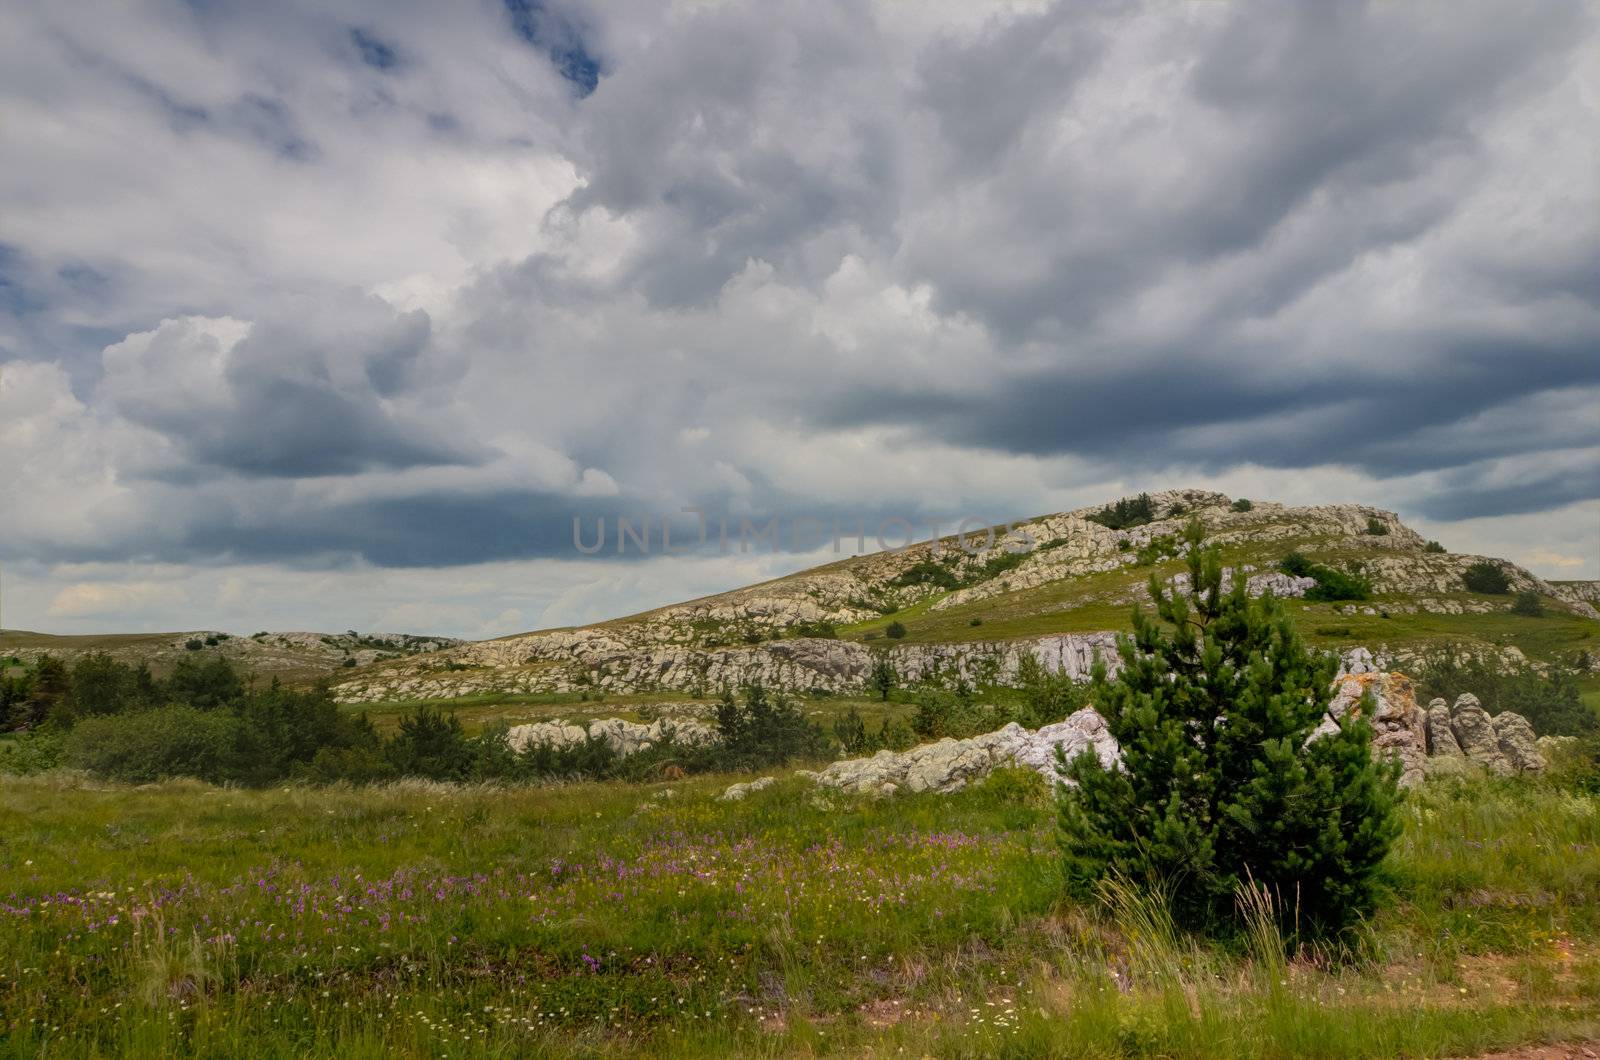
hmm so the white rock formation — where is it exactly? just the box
[719,777,774,801]
[807,708,1118,795]
[504,717,717,756]
[1314,671,1430,787]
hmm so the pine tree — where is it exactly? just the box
[1057,518,1402,938]
[869,653,898,701]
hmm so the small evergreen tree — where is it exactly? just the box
[385,705,474,780]
[885,620,907,640]
[832,705,868,754]
[1058,519,1402,938]
[1230,498,1253,512]
[869,653,898,700]
[1510,590,1544,617]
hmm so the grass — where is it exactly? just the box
[1,762,1596,1057]
[826,538,1597,670]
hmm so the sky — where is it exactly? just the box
[1,0,1597,638]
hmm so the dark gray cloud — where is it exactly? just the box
[0,0,1595,608]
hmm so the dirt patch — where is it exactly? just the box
[1465,1042,1598,1060]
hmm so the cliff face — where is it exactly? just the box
[330,491,1594,703]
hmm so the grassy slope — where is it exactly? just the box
[0,765,1595,1057]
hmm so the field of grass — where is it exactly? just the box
[2,759,1596,1057]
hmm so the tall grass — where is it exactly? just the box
[0,766,1595,1056]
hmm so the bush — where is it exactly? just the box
[869,654,898,701]
[832,706,868,754]
[885,621,907,640]
[384,705,475,781]
[0,730,65,775]
[1423,540,1446,554]
[1059,518,1401,939]
[1279,552,1370,602]
[66,706,246,784]
[1511,591,1545,617]
[69,653,154,719]
[1013,653,1089,728]
[1364,517,1389,536]
[1134,534,1178,567]
[968,617,983,627]
[1416,645,1596,737]
[889,560,961,591]
[1087,493,1157,531]
[1230,498,1253,512]
[1462,561,1512,595]
[1304,567,1372,602]
[185,639,204,651]
[165,655,246,710]
[711,683,829,771]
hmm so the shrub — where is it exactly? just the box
[1134,534,1178,567]
[0,730,65,775]
[1304,567,1371,602]
[1279,552,1370,601]
[1423,540,1446,554]
[66,706,246,784]
[911,687,990,740]
[968,617,983,627]
[68,653,153,719]
[1014,654,1089,728]
[1364,517,1389,536]
[1087,493,1157,531]
[885,621,907,640]
[342,657,357,667]
[384,705,475,781]
[1230,498,1253,512]
[1511,591,1545,617]
[1462,561,1512,595]
[165,655,247,710]
[832,706,869,755]
[976,549,1028,582]
[711,683,829,770]
[889,560,961,591]
[185,639,203,651]
[869,654,898,700]
[1416,645,1596,737]
[1059,518,1402,939]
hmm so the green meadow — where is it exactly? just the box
[2,754,1596,1057]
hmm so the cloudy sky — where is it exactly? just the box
[1,0,1596,638]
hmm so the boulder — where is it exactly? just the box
[1492,712,1545,774]
[809,708,1119,795]
[1425,699,1463,757]
[1319,672,1429,787]
[505,716,718,756]
[1450,695,1511,776]
[719,776,775,801]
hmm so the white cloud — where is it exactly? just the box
[0,0,1594,634]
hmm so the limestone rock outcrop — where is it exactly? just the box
[1449,694,1512,776]
[1424,699,1463,757]
[1491,712,1544,775]
[719,777,774,801]
[806,708,1118,795]
[505,717,717,756]
[1314,671,1429,787]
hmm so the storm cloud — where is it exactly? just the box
[0,0,1595,634]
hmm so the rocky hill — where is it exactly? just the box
[0,629,461,686]
[330,489,1599,704]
